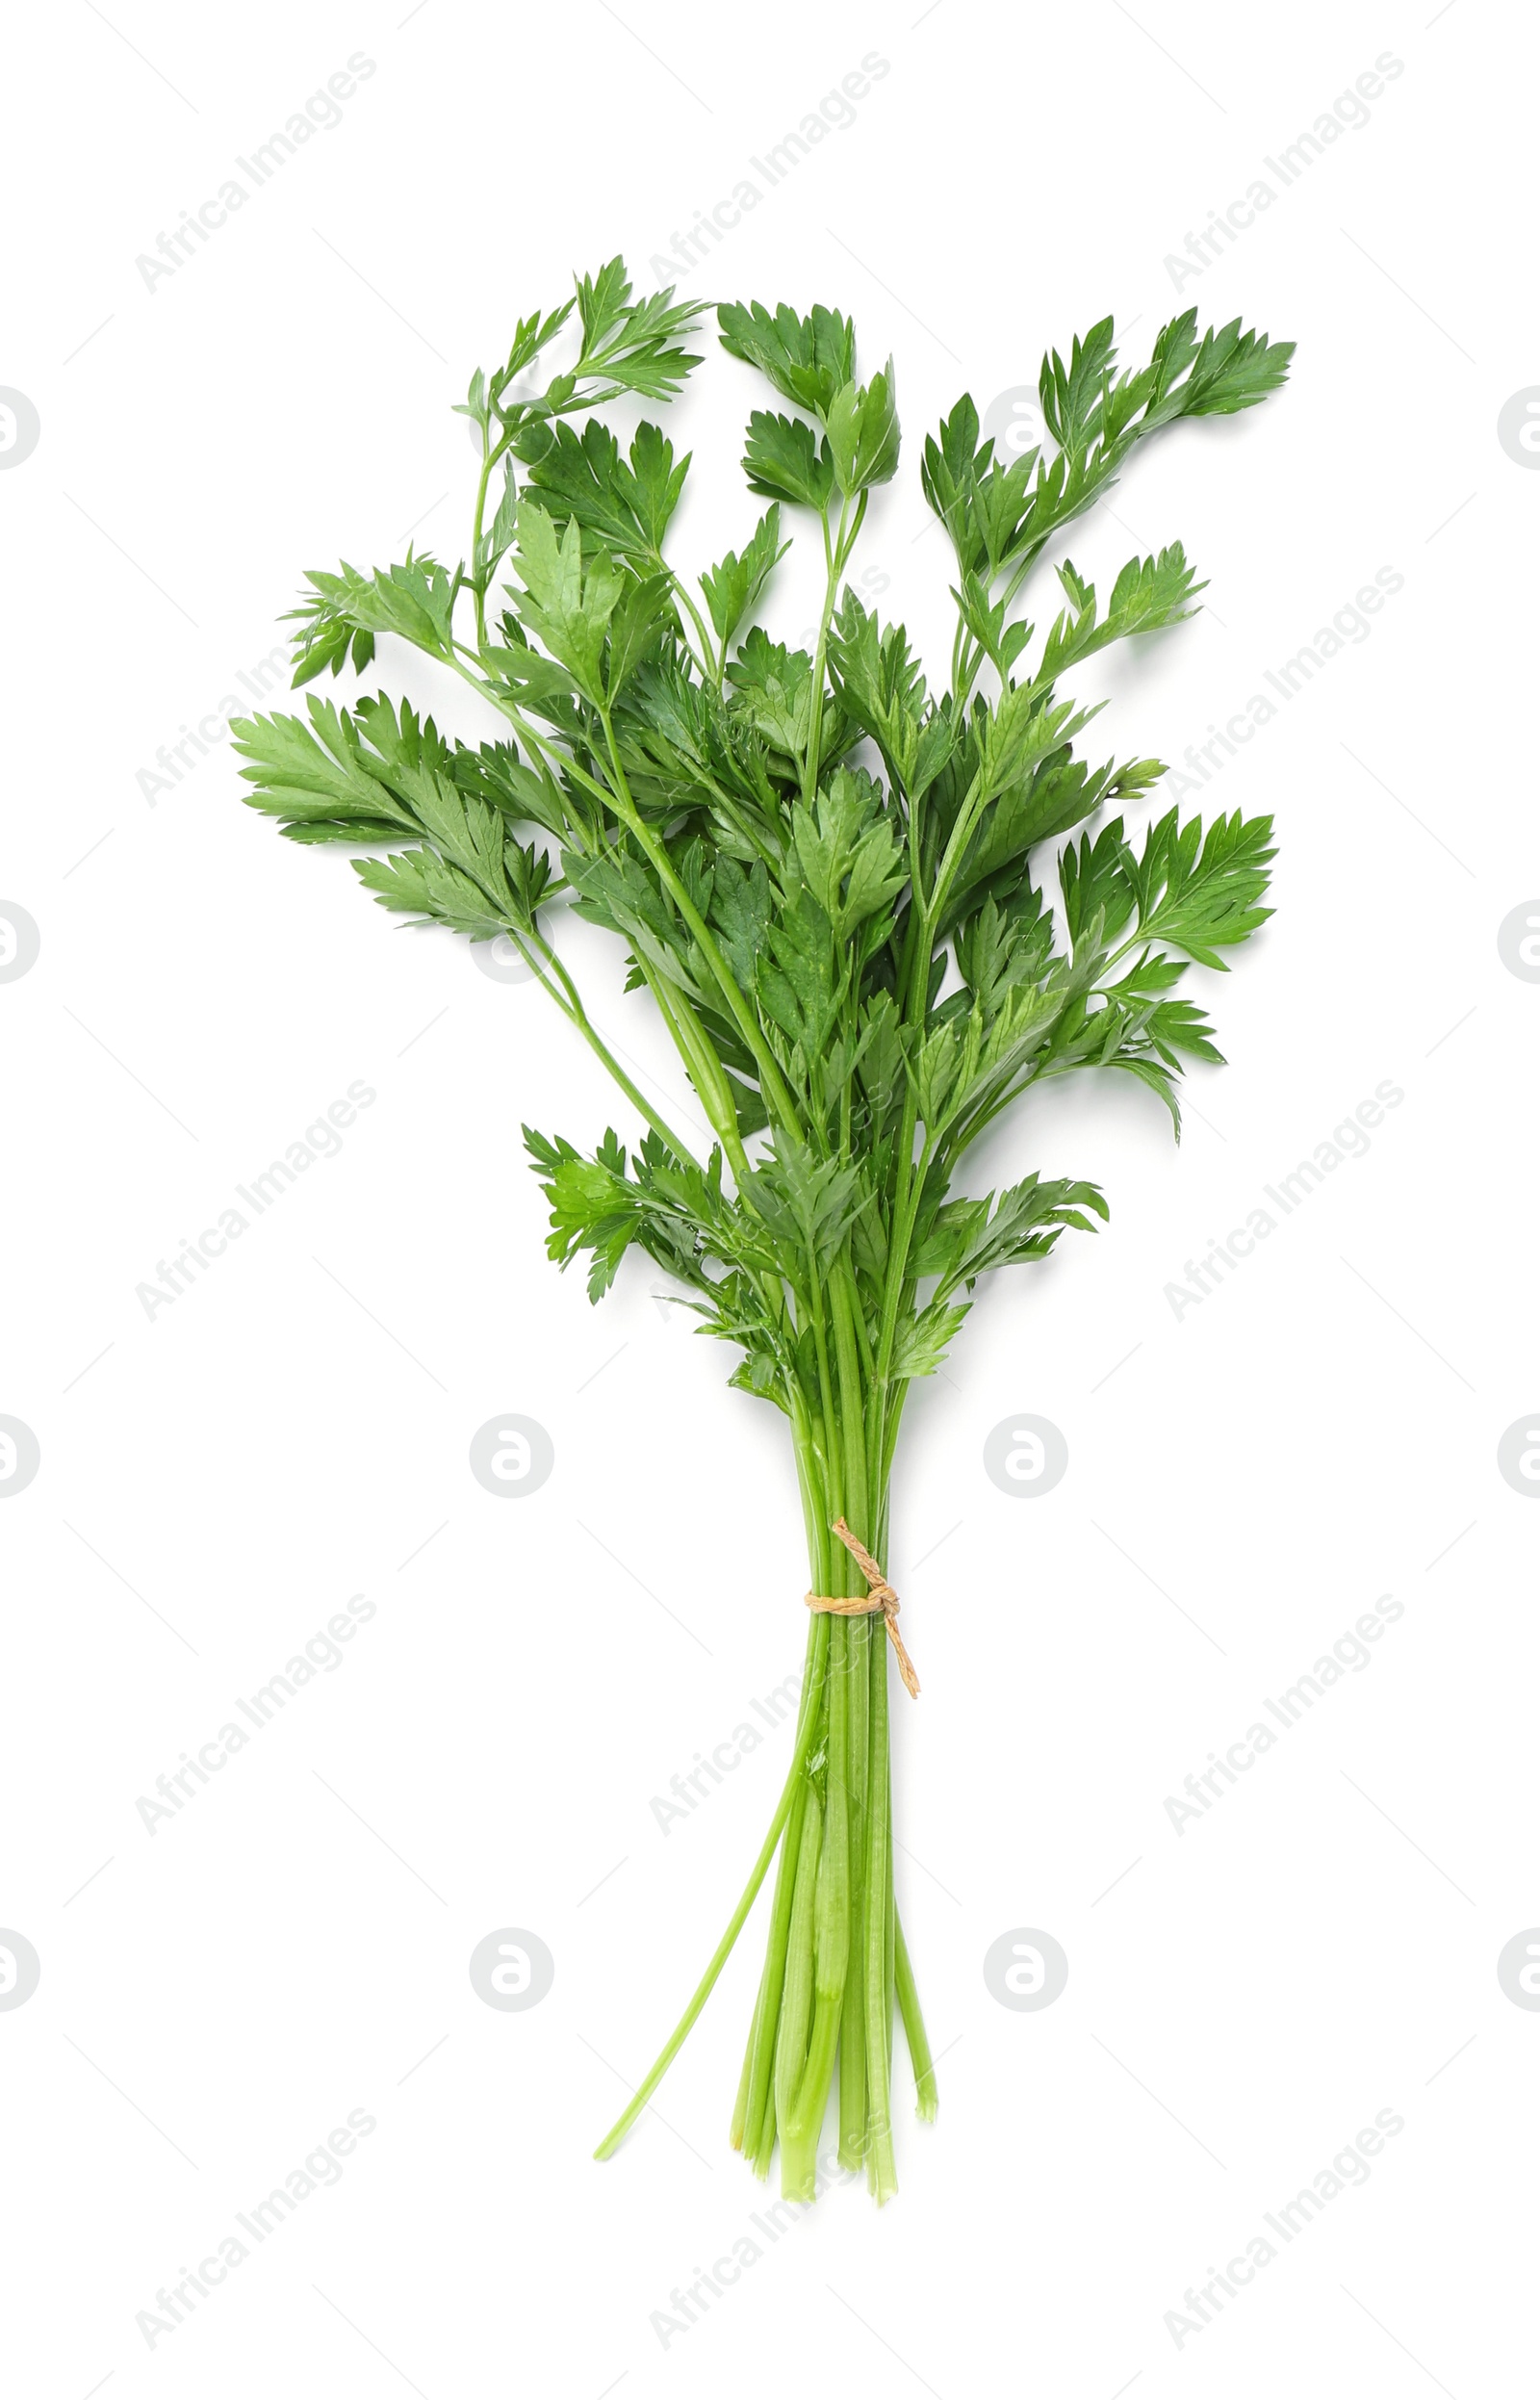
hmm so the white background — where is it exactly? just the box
[4,1,1536,2393]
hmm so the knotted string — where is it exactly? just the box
[805,1517,920,1699]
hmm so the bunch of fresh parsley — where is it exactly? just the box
[233,258,1292,2202]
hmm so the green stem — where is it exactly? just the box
[782,1608,850,2196]
[837,1610,870,2168]
[772,1782,823,2155]
[739,1741,813,2174]
[504,926,702,1167]
[801,488,868,809]
[662,564,720,685]
[789,1387,832,1588]
[594,1612,830,2160]
[642,966,752,1187]
[806,1285,846,1534]
[596,706,806,1135]
[895,1914,937,2122]
[468,419,518,652]
[862,1612,897,2202]
[828,1271,870,1542]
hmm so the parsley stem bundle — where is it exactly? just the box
[233,259,1291,2201]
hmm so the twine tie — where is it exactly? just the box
[805,1517,920,1699]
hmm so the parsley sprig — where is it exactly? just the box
[233,257,1292,2202]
